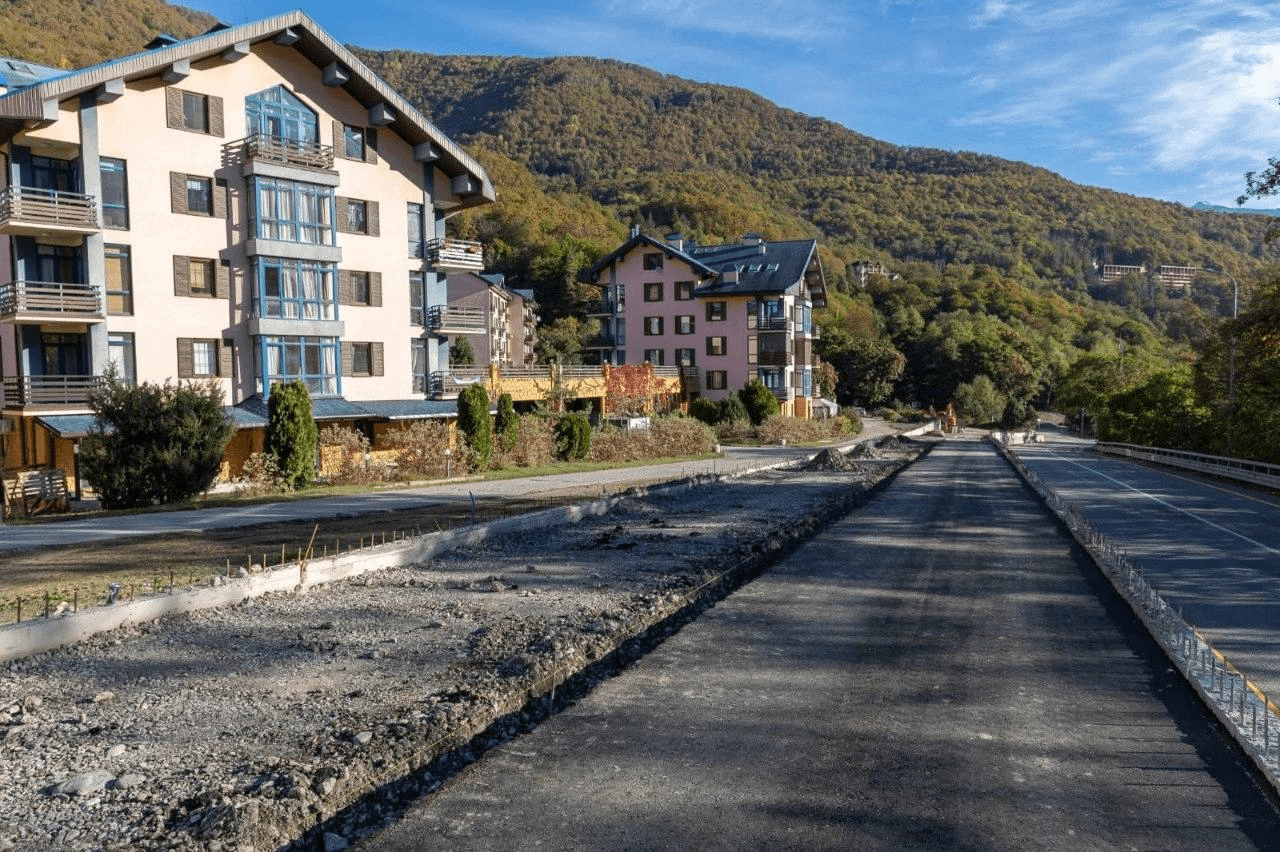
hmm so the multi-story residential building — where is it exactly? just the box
[1155,264,1198,292]
[581,229,826,417]
[445,271,541,368]
[0,12,493,479]
[1100,264,1146,282]
[506,285,539,366]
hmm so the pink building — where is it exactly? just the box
[445,271,539,367]
[581,229,826,416]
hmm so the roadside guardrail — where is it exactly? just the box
[1095,443,1280,491]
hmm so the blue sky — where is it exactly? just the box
[193,1,1280,208]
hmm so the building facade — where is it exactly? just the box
[0,13,493,477]
[581,230,826,417]
[445,271,542,368]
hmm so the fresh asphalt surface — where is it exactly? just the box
[1014,428,1280,701]
[358,436,1280,850]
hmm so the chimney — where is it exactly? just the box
[741,232,763,245]
[666,232,683,251]
[629,223,641,239]
[722,269,740,284]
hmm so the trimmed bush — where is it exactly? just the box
[495,393,518,452]
[688,397,719,425]
[457,384,492,468]
[263,380,318,489]
[588,417,716,463]
[739,379,781,425]
[555,411,592,460]
[495,414,556,468]
[718,395,750,425]
[81,372,233,509]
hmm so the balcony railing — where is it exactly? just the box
[426,238,485,272]
[584,298,622,316]
[585,334,621,349]
[680,366,701,393]
[0,280,103,321]
[758,349,793,366]
[428,367,489,397]
[754,315,789,332]
[0,186,99,234]
[427,305,487,334]
[3,374,100,407]
[225,134,335,170]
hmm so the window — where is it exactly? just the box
[643,252,664,270]
[246,85,317,144]
[336,197,379,235]
[675,348,696,367]
[182,91,208,132]
[348,199,367,233]
[644,282,663,302]
[706,336,727,356]
[675,280,694,301]
[643,349,664,365]
[252,177,334,245]
[189,258,215,296]
[411,338,427,393]
[105,245,132,315]
[255,257,336,320]
[351,342,372,376]
[408,202,424,258]
[410,271,425,325]
[344,124,366,159]
[192,340,218,376]
[260,335,338,397]
[675,315,695,335]
[186,177,213,215]
[706,370,727,390]
[706,301,726,321]
[643,316,663,336]
[108,333,135,386]
[351,271,370,305]
[759,369,784,392]
[100,158,129,229]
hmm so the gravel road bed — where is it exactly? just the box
[0,438,923,852]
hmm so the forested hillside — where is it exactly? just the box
[3,1,1276,457]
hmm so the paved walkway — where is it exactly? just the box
[0,420,904,552]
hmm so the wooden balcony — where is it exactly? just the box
[426,238,485,272]
[0,186,99,236]
[3,374,100,408]
[225,134,335,171]
[428,305,487,335]
[0,280,103,322]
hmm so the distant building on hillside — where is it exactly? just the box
[850,260,887,289]
[1101,264,1146,282]
[1155,265,1198,292]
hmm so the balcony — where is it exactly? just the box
[426,238,485,272]
[3,374,100,408]
[0,280,103,322]
[585,333,621,350]
[680,366,701,393]
[754,315,790,332]
[428,366,488,398]
[428,305,487,335]
[0,186,99,236]
[758,349,793,367]
[225,134,335,171]
[584,298,622,316]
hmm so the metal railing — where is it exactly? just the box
[0,280,102,319]
[428,367,488,397]
[584,299,621,315]
[3,374,100,406]
[1095,443,1280,491]
[0,186,99,231]
[225,134,335,170]
[758,349,792,367]
[754,315,789,332]
[426,238,485,272]
[427,305,487,333]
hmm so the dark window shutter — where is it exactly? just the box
[365,127,378,164]
[176,338,194,378]
[371,341,384,376]
[337,269,353,305]
[165,88,183,130]
[208,95,224,137]
[367,200,380,237]
[341,341,354,376]
[218,339,234,377]
[332,120,346,158]
[334,195,350,233]
[169,172,188,214]
[172,255,190,297]
[369,271,382,307]
[214,262,230,299]
[212,181,227,219]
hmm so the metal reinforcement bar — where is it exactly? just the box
[990,436,1280,795]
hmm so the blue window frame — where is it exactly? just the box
[252,177,335,245]
[259,335,339,397]
[255,257,336,320]
[245,86,318,143]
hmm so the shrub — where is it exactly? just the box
[555,411,592,460]
[80,372,234,509]
[718,395,750,425]
[588,417,716,463]
[238,451,288,496]
[739,380,781,426]
[457,384,492,468]
[755,415,854,445]
[319,425,374,485]
[263,381,318,489]
[688,397,719,425]
[494,414,556,468]
[384,420,457,478]
[495,393,518,452]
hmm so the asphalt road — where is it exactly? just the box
[358,436,1280,850]
[1013,430,1280,700]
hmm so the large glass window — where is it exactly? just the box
[245,85,317,143]
[253,177,334,245]
[411,338,427,393]
[105,244,132,315]
[35,244,81,284]
[407,202,424,258]
[260,335,338,397]
[100,158,129,229]
[108,332,135,385]
[256,257,336,320]
[409,270,425,325]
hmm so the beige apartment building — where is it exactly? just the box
[0,12,493,480]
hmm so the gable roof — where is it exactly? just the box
[0,11,493,209]
[689,239,826,305]
[578,232,718,283]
